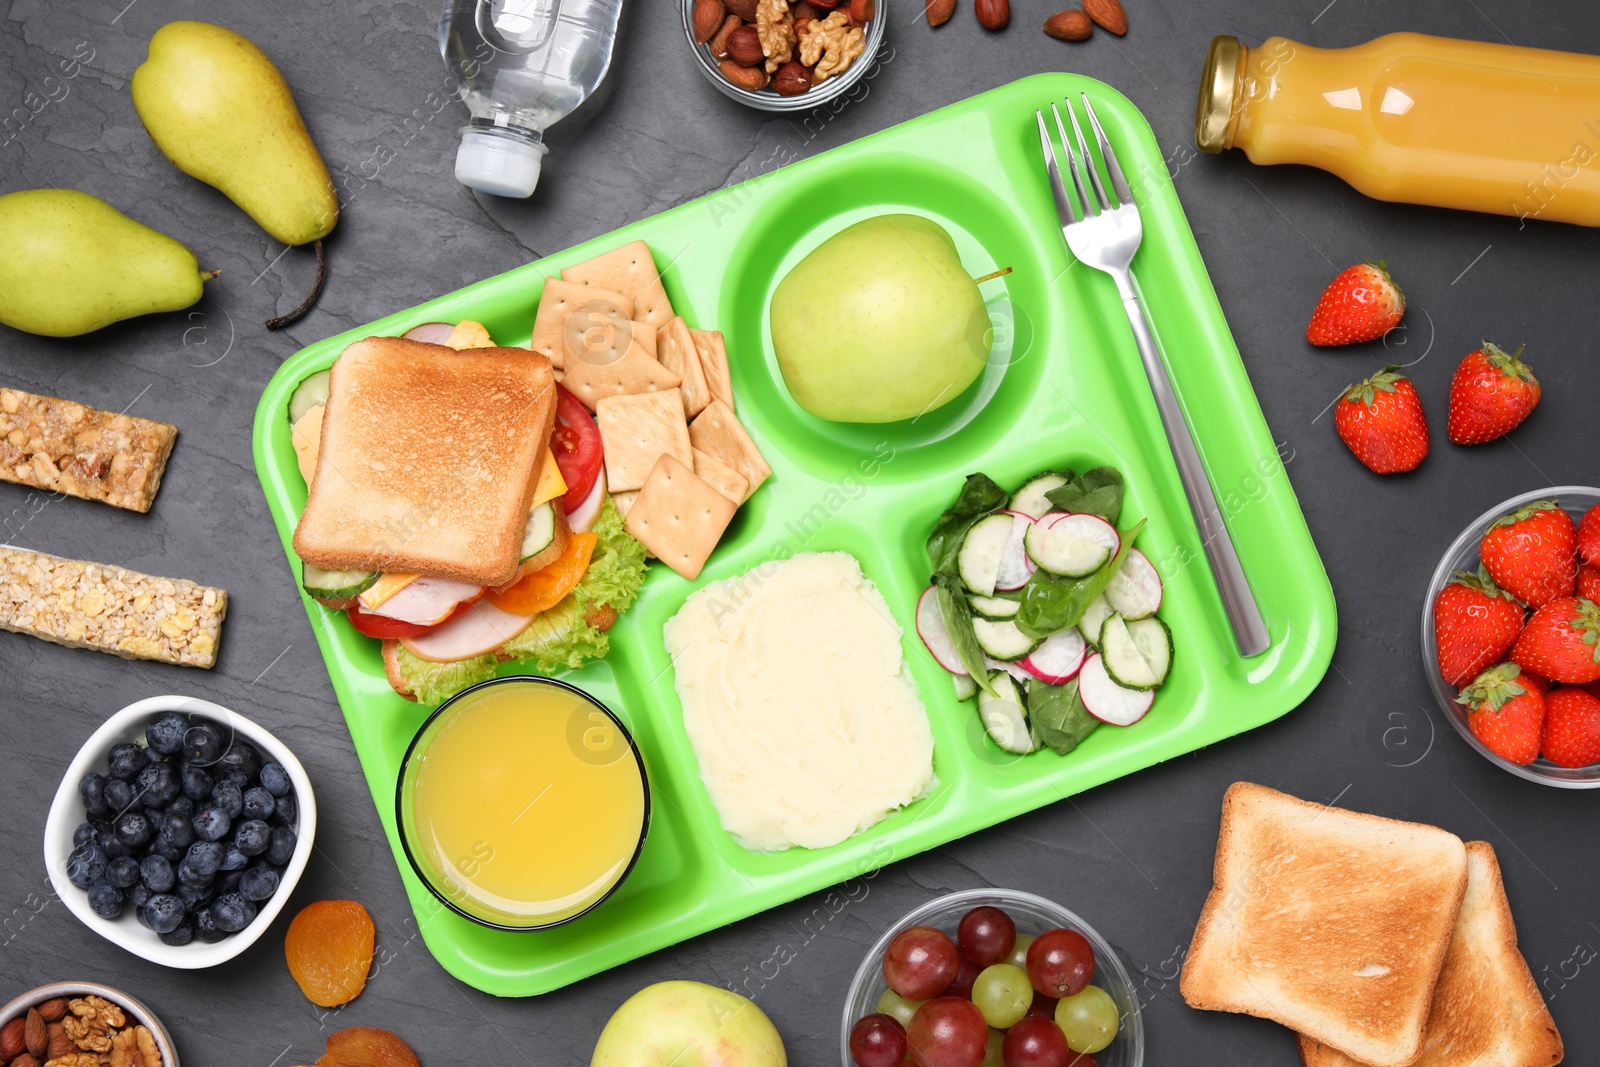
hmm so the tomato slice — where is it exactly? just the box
[347,597,477,640]
[553,384,603,514]
[486,532,598,615]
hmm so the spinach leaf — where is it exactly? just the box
[1017,519,1147,637]
[927,473,1008,576]
[1045,467,1125,524]
[1027,677,1100,755]
[934,573,995,695]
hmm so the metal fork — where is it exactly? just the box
[1037,94,1270,657]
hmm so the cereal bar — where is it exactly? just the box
[0,387,177,513]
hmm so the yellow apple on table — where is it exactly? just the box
[590,981,786,1067]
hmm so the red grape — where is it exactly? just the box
[885,926,962,1001]
[943,952,982,999]
[1025,991,1058,1018]
[1025,928,1096,998]
[1001,1016,1071,1067]
[850,1013,908,1067]
[906,997,988,1067]
[957,905,1017,967]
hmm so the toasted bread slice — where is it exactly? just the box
[1299,842,1562,1067]
[1181,782,1468,1067]
[293,337,556,587]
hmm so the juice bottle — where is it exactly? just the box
[1195,33,1600,226]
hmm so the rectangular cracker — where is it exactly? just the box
[595,388,692,492]
[690,328,734,410]
[623,454,736,581]
[610,490,638,519]
[561,240,675,331]
[692,448,748,505]
[688,400,770,503]
[529,278,636,370]
[656,317,710,418]
[559,332,680,412]
[0,387,177,513]
[0,545,226,667]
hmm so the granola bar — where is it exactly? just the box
[0,546,225,668]
[0,387,177,513]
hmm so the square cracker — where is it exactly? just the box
[595,388,692,493]
[560,333,680,412]
[657,317,710,418]
[690,328,734,410]
[561,240,674,332]
[624,454,736,580]
[611,490,638,519]
[688,400,769,502]
[529,278,635,370]
[692,448,748,505]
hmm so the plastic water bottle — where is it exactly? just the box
[440,0,625,198]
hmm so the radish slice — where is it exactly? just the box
[984,656,1033,684]
[1026,513,1120,578]
[567,469,607,534]
[369,577,482,626]
[1105,549,1162,620]
[916,586,967,675]
[994,512,1036,591]
[401,600,533,662]
[1021,629,1087,684]
[402,322,456,344]
[1077,652,1154,726]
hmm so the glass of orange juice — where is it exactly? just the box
[396,676,649,930]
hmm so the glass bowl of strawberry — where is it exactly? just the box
[1423,486,1600,787]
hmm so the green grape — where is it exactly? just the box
[875,988,924,1028]
[1006,933,1034,971]
[971,963,1031,1029]
[1054,984,1119,1054]
[982,1027,1005,1067]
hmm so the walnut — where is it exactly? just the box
[799,11,866,81]
[133,1027,159,1067]
[755,0,796,73]
[61,999,122,1054]
[43,1056,100,1067]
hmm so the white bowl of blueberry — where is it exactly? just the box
[43,695,316,968]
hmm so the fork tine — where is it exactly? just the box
[1066,99,1110,212]
[1050,103,1095,218]
[1036,110,1079,225]
[1081,93,1134,207]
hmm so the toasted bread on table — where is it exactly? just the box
[293,336,556,587]
[1180,782,1468,1067]
[1299,841,1562,1067]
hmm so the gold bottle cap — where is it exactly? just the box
[1195,35,1241,154]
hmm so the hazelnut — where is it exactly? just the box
[849,0,875,21]
[773,61,811,96]
[809,0,841,7]
[725,25,765,67]
[719,59,771,91]
[793,0,819,17]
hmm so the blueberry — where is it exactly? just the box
[216,869,244,895]
[139,893,185,934]
[210,780,243,820]
[218,769,251,791]
[139,854,175,892]
[107,743,145,781]
[183,722,224,766]
[176,880,214,909]
[105,855,140,889]
[158,916,195,946]
[241,786,275,822]
[135,762,179,809]
[66,844,107,889]
[265,826,297,867]
[179,763,213,801]
[126,883,152,909]
[258,763,292,797]
[103,778,135,814]
[159,813,195,851]
[191,805,230,842]
[193,906,230,943]
[72,821,97,849]
[145,711,189,755]
[239,866,281,902]
[164,796,194,822]
[272,793,297,827]
[233,819,271,858]
[145,746,167,764]
[96,828,131,859]
[78,773,109,817]
[209,892,256,933]
[114,811,153,849]
[184,840,224,878]
[87,880,124,919]
[152,838,185,865]
[216,742,261,780]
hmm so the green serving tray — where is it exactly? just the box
[252,73,1336,996]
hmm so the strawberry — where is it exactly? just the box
[1457,663,1546,765]
[1333,366,1429,473]
[1433,567,1526,686]
[1579,563,1600,604]
[1446,342,1541,444]
[1306,261,1406,346]
[1578,502,1600,566]
[1511,597,1600,684]
[1478,500,1577,608]
[1540,687,1600,768]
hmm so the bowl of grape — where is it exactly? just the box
[841,888,1143,1067]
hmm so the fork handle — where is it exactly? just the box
[1110,269,1271,657]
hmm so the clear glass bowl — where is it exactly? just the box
[839,888,1144,1067]
[680,0,888,113]
[1420,485,1600,788]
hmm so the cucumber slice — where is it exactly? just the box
[520,501,557,560]
[1024,513,1119,578]
[958,513,1015,596]
[1010,472,1071,520]
[1128,616,1173,686]
[978,672,1036,754]
[1077,652,1155,726]
[993,514,1035,591]
[952,673,979,702]
[1078,595,1115,648]
[1099,614,1173,689]
[973,617,1042,661]
[302,561,378,600]
[288,370,330,424]
[1105,549,1162,620]
[968,594,1021,620]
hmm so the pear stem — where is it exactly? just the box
[265,238,327,331]
[972,266,1013,284]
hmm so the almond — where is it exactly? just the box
[23,1009,43,1060]
[719,59,771,91]
[725,25,764,66]
[46,1022,73,1061]
[0,1017,24,1061]
[693,0,726,42]
[10,1054,39,1067]
[1083,0,1126,35]
[725,0,759,19]
[709,14,741,57]
[974,0,1009,29]
[1043,9,1092,39]
[925,0,956,26]
[34,1003,65,1026]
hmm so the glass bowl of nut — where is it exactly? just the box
[682,0,887,113]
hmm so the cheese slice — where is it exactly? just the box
[359,572,420,610]
[444,319,495,350]
[291,404,324,485]
[530,449,566,509]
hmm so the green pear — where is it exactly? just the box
[0,189,210,337]
[770,214,990,423]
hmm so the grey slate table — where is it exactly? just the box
[4,1,1599,1063]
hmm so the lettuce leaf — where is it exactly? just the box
[573,498,649,617]
[390,646,497,706]
[497,595,610,672]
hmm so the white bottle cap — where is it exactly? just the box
[455,127,547,198]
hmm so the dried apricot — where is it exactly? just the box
[317,1027,420,1067]
[284,900,376,1007]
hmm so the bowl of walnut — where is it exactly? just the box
[0,983,179,1067]
[683,0,886,112]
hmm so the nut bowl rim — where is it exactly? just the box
[43,694,318,968]
[680,0,889,114]
[0,980,180,1066]
[1420,485,1600,789]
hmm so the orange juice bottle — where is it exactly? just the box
[1195,33,1600,226]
